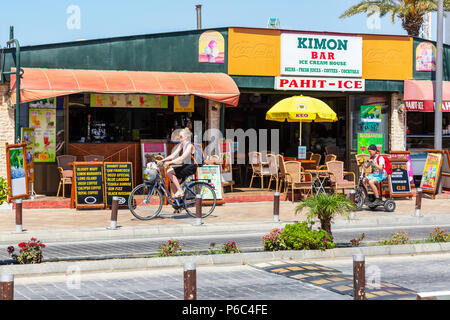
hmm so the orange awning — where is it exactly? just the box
[10,68,240,106]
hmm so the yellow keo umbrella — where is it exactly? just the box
[265,96,338,145]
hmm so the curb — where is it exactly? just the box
[2,214,450,244]
[2,242,450,277]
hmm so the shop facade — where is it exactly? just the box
[0,27,449,195]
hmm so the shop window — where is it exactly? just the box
[349,95,390,155]
[406,112,450,149]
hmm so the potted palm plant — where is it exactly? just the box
[295,193,355,240]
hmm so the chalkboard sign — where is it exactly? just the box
[73,162,105,209]
[104,162,134,206]
[388,159,412,198]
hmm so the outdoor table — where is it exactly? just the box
[305,170,331,196]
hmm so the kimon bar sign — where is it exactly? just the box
[275,76,365,92]
[281,33,362,77]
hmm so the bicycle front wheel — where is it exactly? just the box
[183,182,217,218]
[128,183,164,220]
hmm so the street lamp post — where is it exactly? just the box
[434,0,444,150]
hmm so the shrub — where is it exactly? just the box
[209,241,241,254]
[262,228,285,251]
[378,231,410,246]
[350,233,366,247]
[158,240,183,257]
[0,176,9,205]
[427,227,450,243]
[263,221,334,251]
[7,237,46,264]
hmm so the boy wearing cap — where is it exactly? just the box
[364,144,387,205]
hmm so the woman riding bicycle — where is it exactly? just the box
[157,128,198,198]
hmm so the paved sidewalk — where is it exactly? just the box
[0,197,449,243]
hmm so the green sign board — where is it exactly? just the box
[357,133,384,155]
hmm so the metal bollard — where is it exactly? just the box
[414,188,423,217]
[349,190,356,220]
[353,254,366,300]
[184,262,196,300]
[15,199,23,233]
[273,192,280,222]
[194,194,203,226]
[108,196,119,229]
[0,274,14,300]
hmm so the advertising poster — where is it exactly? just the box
[91,94,168,108]
[361,106,381,123]
[421,153,442,192]
[141,141,167,179]
[29,107,56,162]
[357,133,384,155]
[174,95,195,113]
[20,128,35,183]
[416,42,436,72]
[6,143,29,201]
[298,146,307,160]
[197,165,223,199]
[220,141,232,182]
[199,30,225,63]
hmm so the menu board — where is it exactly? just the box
[104,162,133,206]
[388,159,412,198]
[141,140,167,179]
[389,151,414,185]
[197,165,223,200]
[420,152,443,197]
[73,162,105,209]
[220,141,233,182]
[21,127,35,183]
[5,143,29,202]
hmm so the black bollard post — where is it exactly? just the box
[353,254,366,300]
[415,188,423,217]
[15,199,23,233]
[109,196,119,229]
[0,274,14,300]
[184,262,196,300]
[273,192,280,222]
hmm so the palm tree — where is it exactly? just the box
[340,0,450,37]
[295,193,355,239]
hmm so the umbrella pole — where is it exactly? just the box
[299,122,302,145]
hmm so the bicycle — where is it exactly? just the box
[128,163,217,220]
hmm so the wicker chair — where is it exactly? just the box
[310,153,322,167]
[306,151,313,160]
[56,155,76,198]
[249,151,270,189]
[83,155,104,162]
[266,154,280,191]
[326,160,356,194]
[284,161,313,202]
[319,154,337,170]
[277,154,287,193]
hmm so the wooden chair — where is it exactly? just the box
[266,154,280,191]
[83,154,105,162]
[325,145,339,156]
[326,160,356,194]
[249,151,270,189]
[284,161,313,202]
[56,155,76,198]
[310,153,322,168]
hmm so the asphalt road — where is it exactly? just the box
[1,224,448,262]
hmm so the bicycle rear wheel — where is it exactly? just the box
[183,182,217,218]
[128,183,164,220]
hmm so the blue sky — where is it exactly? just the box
[0,0,443,46]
